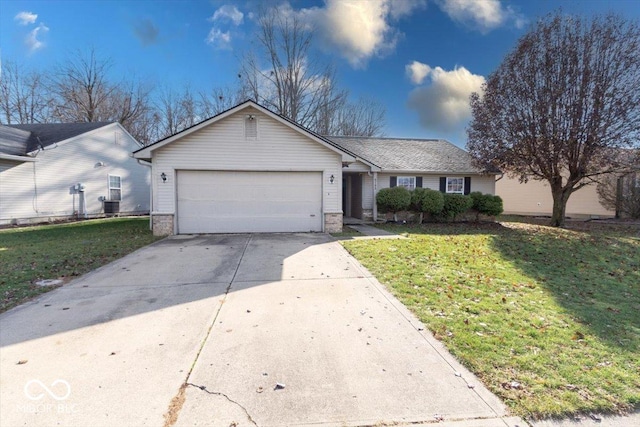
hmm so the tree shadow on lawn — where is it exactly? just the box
[383,221,640,352]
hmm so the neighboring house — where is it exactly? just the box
[0,122,150,225]
[134,100,497,236]
[496,177,615,219]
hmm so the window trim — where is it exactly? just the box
[108,174,122,201]
[397,176,416,190]
[446,177,464,194]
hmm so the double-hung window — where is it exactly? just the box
[446,177,464,194]
[397,176,416,190]
[108,175,122,201]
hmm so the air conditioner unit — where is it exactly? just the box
[104,200,120,216]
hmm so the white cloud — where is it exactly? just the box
[301,0,425,68]
[407,63,485,132]
[15,11,37,25]
[205,28,232,50]
[25,23,49,53]
[406,61,432,85]
[210,5,244,26]
[437,0,525,33]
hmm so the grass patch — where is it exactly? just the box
[342,221,640,419]
[0,217,162,313]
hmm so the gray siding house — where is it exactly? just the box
[0,122,150,225]
[135,100,496,236]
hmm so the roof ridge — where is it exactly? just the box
[325,135,445,142]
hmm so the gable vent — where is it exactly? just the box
[245,115,258,138]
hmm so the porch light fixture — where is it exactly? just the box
[330,174,335,184]
[161,172,167,183]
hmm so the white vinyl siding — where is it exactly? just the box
[0,124,150,224]
[152,107,342,217]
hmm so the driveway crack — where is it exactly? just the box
[163,235,253,427]
[186,382,258,427]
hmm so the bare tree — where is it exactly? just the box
[48,48,154,141]
[330,97,386,137]
[239,7,348,132]
[198,85,245,118]
[0,60,52,124]
[154,85,199,139]
[467,12,640,226]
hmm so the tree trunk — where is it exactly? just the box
[550,187,571,227]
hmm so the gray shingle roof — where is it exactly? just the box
[5,122,112,153]
[326,136,484,174]
[0,126,33,156]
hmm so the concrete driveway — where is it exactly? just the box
[0,234,522,427]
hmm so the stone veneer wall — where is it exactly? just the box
[324,212,343,233]
[152,214,174,236]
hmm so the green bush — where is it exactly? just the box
[377,187,412,221]
[470,192,504,219]
[415,188,444,214]
[440,193,473,220]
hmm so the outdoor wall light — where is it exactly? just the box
[161,172,167,183]
[330,174,335,184]
[248,114,255,121]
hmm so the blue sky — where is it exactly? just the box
[1,0,639,146]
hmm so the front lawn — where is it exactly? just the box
[342,221,640,419]
[0,218,162,313]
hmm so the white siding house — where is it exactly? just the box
[0,122,150,225]
[134,102,353,235]
[135,101,499,235]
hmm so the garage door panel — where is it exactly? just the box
[177,171,323,233]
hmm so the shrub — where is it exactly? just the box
[440,193,473,220]
[420,189,444,214]
[411,188,444,223]
[470,192,504,220]
[377,187,412,221]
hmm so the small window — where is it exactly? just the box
[397,176,416,190]
[446,177,464,194]
[245,115,258,139]
[108,175,122,201]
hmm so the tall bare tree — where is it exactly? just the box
[467,12,640,226]
[0,60,52,124]
[329,97,386,137]
[48,48,153,141]
[239,7,349,133]
[198,85,245,118]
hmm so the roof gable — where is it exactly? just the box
[133,100,357,163]
[328,136,487,174]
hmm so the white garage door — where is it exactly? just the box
[177,170,323,234]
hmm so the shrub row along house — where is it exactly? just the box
[133,100,498,235]
[0,122,150,225]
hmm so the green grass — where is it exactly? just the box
[0,217,162,313]
[342,221,640,419]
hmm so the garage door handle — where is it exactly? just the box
[310,214,316,217]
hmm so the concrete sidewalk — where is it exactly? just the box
[1,233,522,426]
